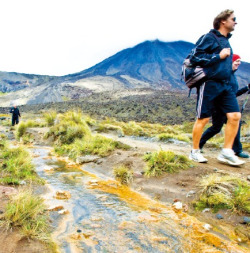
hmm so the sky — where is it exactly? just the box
[0,0,249,76]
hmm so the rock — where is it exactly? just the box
[0,210,3,214]
[216,214,224,220]
[133,172,143,178]
[202,208,211,213]
[90,224,101,228]
[173,201,182,210]
[203,224,212,231]
[0,186,18,197]
[183,204,188,212]
[214,168,218,172]
[76,155,100,164]
[186,190,195,197]
[77,229,82,233]
[54,190,71,200]
[58,209,69,215]
[247,176,250,182]
[240,216,250,224]
[47,205,64,211]
[19,180,26,185]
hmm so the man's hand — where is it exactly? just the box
[219,48,231,59]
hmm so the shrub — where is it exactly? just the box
[143,150,191,177]
[113,165,133,185]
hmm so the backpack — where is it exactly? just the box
[182,32,222,92]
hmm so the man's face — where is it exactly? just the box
[223,14,237,32]
[232,59,241,71]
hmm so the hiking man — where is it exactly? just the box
[10,104,21,126]
[199,54,250,158]
[189,9,245,166]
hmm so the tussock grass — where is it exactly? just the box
[143,150,191,177]
[15,120,43,140]
[113,165,133,185]
[195,174,250,214]
[97,117,189,139]
[96,123,124,136]
[157,133,190,143]
[1,189,50,241]
[46,111,130,159]
[45,116,91,145]
[43,110,57,126]
[55,135,129,160]
[0,142,43,185]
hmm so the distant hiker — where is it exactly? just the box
[199,54,250,158]
[188,9,245,166]
[10,104,21,126]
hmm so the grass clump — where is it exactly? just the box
[0,141,43,185]
[113,165,133,185]
[55,135,130,160]
[194,174,250,214]
[43,111,57,126]
[143,150,191,177]
[45,114,91,145]
[1,189,50,241]
[157,133,190,143]
[15,120,43,141]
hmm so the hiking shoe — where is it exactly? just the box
[235,152,250,159]
[217,149,245,166]
[189,150,208,163]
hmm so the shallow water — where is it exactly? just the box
[31,146,246,253]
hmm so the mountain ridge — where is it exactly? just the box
[0,39,249,106]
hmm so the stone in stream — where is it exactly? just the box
[216,214,224,220]
[54,190,71,200]
[240,216,250,224]
[58,209,69,215]
[47,205,64,211]
[76,155,100,164]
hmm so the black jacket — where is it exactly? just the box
[229,70,249,97]
[190,29,233,83]
[10,107,21,118]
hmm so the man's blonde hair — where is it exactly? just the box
[213,9,234,30]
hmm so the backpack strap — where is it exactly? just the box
[207,32,223,50]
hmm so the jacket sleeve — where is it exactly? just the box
[10,108,14,113]
[189,34,221,67]
[236,86,248,97]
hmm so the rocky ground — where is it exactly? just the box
[2,88,249,125]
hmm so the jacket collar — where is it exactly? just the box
[210,29,232,39]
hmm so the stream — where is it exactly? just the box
[31,146,245,253]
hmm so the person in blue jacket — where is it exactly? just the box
[189,9,244,166]
[10,104,21,126]
[199,54,249,158]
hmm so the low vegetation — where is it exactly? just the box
[96,117,191,143]
[0,189,51,242]
[45,111,130,160]
[0,140,44,185]
[194,174,250,214]
[143,150,192,177]
[43,110,57,126]
[113,165,133,185]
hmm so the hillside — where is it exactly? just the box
[0,40,250,106]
